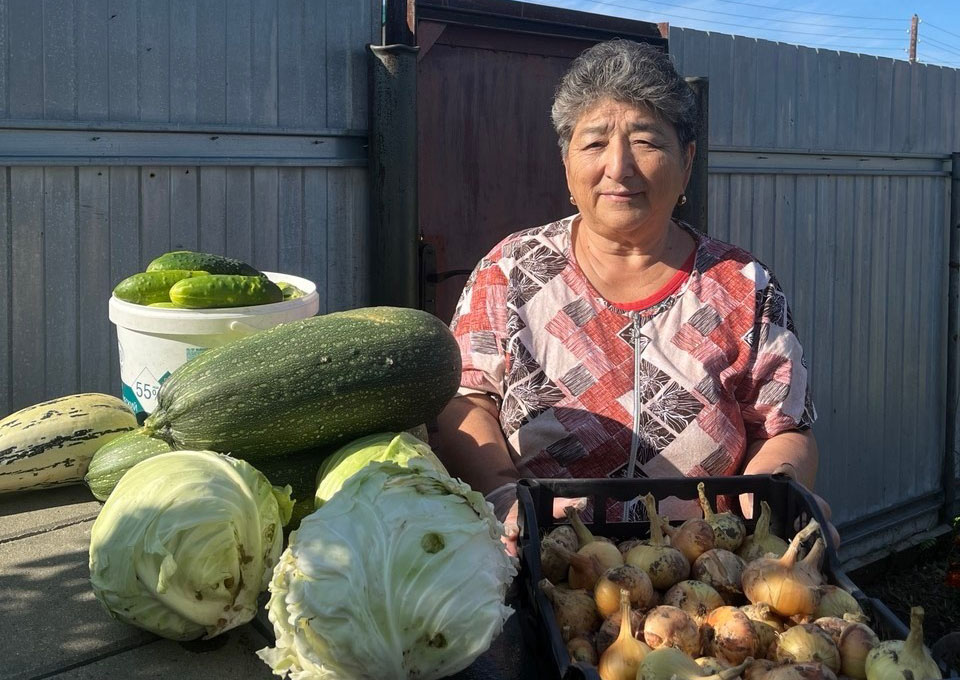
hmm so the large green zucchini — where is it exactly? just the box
[143,307,461,458]
[84,428,174,501]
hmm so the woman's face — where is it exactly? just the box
[564,98,694,240]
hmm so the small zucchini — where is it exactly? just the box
[113,270,210,305]
[147,250,261,276]
[169,274,283,308]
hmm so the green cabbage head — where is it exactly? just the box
[258,460,517,680]
[89,450,292,641]
[314,431,447,507]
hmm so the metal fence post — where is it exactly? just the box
[368,44,419,309]
[946,151,960,522]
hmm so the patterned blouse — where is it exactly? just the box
[450,215,817,519]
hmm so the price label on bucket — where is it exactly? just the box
[122,368,170,417]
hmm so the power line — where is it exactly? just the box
[578,0,906,33]
[922,21,960,42]
[575,0,907,41]
[919,35,960,60]
[656,0,903,22]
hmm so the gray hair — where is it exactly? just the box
[551,40,697,158]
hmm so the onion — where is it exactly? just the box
[813,616,851,645]
[864,607,942,680]
[761,663,839,680]
[566,506,616,547]
[618,538,645,555]
[695,656,731,673]
[698,482,746,551]
[595,564,655,617]
[742,658,779,680]
[742,519,822,616]
[567,634,598,665]
[838,621,879,679]
[751,618,778,659]
[541,538,604,590]
[643,605,702,657]
[598,589,652,680]
[738,501,789,561]
[776,623,841,673]
[797,538,826,585]
[741,603,787,633]
[706,606,760,664]
[541,526,579,584]
[663,518,716,564]
[663,580,725,625]
[813,585,868,622]
[639,647,751,680]
[596,607,645,656]
[625,494,690,589]
[692,549,746,601]
[540,579,601,641]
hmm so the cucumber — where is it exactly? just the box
[113,270,209,305]
[277,281,306,300]
[147,250,261,276]
[169,274,283,309]
[143,306,462,458]
[84,428,174,501]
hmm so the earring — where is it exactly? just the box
[677,194,688,206]
[569,195,577,205]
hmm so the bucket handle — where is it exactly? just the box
[227,320,263,337]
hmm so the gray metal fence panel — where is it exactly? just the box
[672,26,957,561]
[0,0,379,416]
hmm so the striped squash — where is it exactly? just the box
[144,306,461,458]
[0,393,138,493]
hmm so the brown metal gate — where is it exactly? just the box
[415,0,670,322]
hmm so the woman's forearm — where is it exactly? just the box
[433,394,519,495]
[741,429,819,489]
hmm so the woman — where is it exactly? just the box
[434,39,835,551]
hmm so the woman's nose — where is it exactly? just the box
[604,138,637,182]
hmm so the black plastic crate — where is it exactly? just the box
[516,474,921,680]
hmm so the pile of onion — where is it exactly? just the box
[533,491,920,680]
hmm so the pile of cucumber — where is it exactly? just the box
[112,250,306,309]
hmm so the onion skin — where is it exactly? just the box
[741,603,788,633]
[864,607,942,680]
[565,506,616,547]
[738,500,789,562]
[541,526,578,584]
[567,635,598,665]
[697,481,746,551]
[595,564,655,617]
[706,606,760,664]
[742,520,822,616]
[813,586,868,623]
[751,618,778,659]
[596,608,646,656]
[837,622,879,679]
[663,579,725,625]
[548,524,580,552]
[695,656,731,673]
[626,494,690,589]
[692,548,746,601]
[798,538,826,585]
[742,658,779,680]
[663,518,716,564]
[813,616,851,645]
[760,663,839,680]
[642,605,702,657]
[776,623,842,673]
[540,579,601,641]
[618,538,644,555]
[639,647,751,680]
[598,589,651,680]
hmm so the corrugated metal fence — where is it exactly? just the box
[670,27,959,561]
[0,0,379,415]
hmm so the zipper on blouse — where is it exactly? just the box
[623,312,643,520]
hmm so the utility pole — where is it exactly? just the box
[909,13,918,63]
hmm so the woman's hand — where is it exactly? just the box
[501,496,587,557]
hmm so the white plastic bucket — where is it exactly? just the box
[109,271,319,418]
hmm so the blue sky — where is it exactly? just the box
[525,0,960,68]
